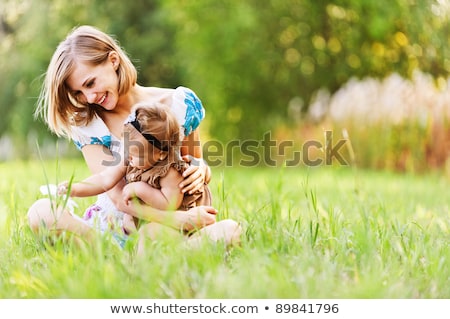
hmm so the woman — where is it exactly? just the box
[27,25,241,248]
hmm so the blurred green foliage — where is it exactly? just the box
[0,0,448,149]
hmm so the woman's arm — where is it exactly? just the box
[180,128,203,158]
[179,129,211,194]
[123,200,218,232]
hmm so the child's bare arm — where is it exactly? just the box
[159,167,185,209]
[60,165,127,197]
[124,168,184,210]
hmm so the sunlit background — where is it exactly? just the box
[0,0,449,174]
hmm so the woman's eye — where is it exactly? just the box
[86,80,95,88]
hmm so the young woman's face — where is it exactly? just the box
[66,53,120,111]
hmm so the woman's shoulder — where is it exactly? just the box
[172,86,200,100]
[140,86,205,138]
[142,85,198,99]
[170,86,205,138]
[71,114,112,150]
[143,86,198,102]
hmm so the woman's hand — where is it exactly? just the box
[180,155,211,194]
[181,205,217,232]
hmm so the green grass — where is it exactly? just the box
[0,159,449,298]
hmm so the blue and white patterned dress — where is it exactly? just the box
[70,86,205,235]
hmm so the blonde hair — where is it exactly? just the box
[35,25,137,138]
[125,103,180,154]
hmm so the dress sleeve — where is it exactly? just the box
[71,115,112,151]
[171,86,206,140]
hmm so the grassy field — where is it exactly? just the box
[0,159,449,298]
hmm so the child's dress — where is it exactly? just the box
[126,154,211,210]
[70,87,206,235]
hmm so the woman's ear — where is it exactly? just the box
[108,51,120,70]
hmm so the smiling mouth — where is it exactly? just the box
[97,93,107,105]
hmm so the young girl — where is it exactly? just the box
[27,25,241,249]
[58,102,212,235]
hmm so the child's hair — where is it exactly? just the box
[125,102,180,153]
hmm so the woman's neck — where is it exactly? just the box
[115,85,147,116]
[98,85,149,139]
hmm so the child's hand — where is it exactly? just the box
[39,183,78,213]
[122,214,137,234]
[122,183,136,206]
[57,181,70,195]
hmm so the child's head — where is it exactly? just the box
[124,102,180,169]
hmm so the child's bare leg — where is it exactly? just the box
[27,198,94,240]
[187,219,242,248]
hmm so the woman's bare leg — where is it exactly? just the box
[187,219,242,248]
[27,198,94,240]
[137,219,242,253]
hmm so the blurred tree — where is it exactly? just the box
[0,0,448,154]
[163,0,449,141]
[0,0,179,157]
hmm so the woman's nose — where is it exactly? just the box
[86,92,97,104]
